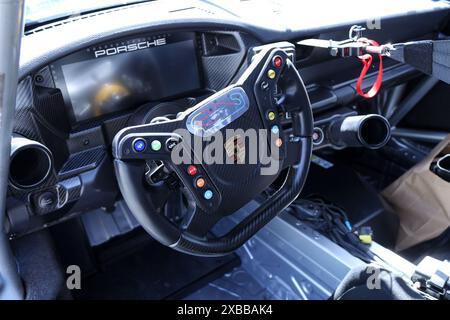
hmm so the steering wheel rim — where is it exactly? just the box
[112,44,313,256]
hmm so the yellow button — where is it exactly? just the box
[359,234,372,245]
[267,69,276,79]
[267,111,276,121]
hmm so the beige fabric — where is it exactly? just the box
[382,134,450,251]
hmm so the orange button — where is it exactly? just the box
[196,177,206,188]
[275,138,283,147]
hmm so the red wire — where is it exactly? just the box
[356,38,383,99]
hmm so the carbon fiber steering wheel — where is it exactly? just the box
[112,43,313,256]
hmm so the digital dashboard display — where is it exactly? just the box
[52,34,201,123]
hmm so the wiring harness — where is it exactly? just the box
[287,195,376,263]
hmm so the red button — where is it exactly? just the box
[187,165,198,176]
[273,56,283,68]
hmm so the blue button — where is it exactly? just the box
[271,125,280,135]
[133,139,146,152]
[203,190,213,200]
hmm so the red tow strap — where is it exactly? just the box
[356,38,383,99]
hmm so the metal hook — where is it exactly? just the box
[349,25,366,41]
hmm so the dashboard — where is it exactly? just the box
[7,29,255,235]
[51,32,201,125]
[5,0,450,237]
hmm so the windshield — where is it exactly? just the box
[24,0,151,27]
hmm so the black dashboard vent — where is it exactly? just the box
[201,32,241,56]
[199,32,246,90]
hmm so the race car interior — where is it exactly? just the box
[3,0,450,300]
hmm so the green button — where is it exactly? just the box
[151,140,162,151]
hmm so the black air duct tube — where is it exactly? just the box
[9,136,53,189]
[328,115,391,149]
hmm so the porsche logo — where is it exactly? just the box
[225,135,245,164]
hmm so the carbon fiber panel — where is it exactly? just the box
[59,146,106,178]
